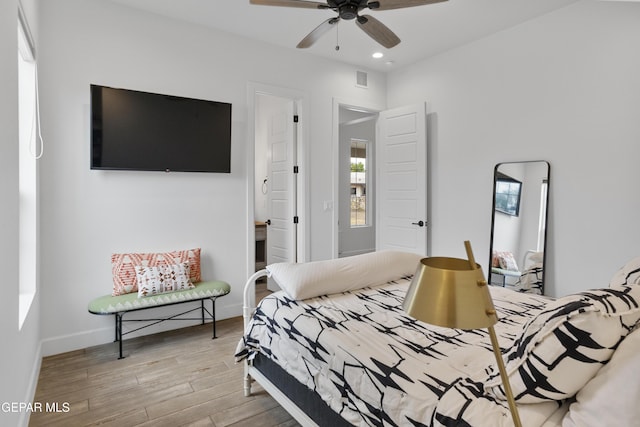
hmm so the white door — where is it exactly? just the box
[266,101,297,289]
[376,103,428,255]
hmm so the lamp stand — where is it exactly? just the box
[488,325,522,427]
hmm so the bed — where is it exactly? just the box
[236,251,640,426]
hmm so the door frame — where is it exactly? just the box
[247,83,309,287]
[331,97,385,259]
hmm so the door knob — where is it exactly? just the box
[411,220,425,227]
[265,219,271,226]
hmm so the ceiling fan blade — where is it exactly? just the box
[297,17,339,48]
[250,0,328,9]
[372,0,447,11]
[356,14,400,48]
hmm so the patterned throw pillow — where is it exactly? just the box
[485,286,640,403]
[491,251,501,268]
[497,251,519,271]
[609,256,640,287]
[513,264,543,295]
[135,262,194,297]
[111,248,201,296]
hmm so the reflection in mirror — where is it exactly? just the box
[489,161,550,295]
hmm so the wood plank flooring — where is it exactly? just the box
[30,286,299,427]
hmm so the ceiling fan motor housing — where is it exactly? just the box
[340,4,358,19]
[328,0,370,20]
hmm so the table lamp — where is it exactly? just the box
[402,241,522,427]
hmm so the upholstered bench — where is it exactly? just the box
[89,280,230,359]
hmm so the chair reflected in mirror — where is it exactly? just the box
[489,161,550,295]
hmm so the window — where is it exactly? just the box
[18,5,38,329]
[537,180,548,252]
[350,139,369,227]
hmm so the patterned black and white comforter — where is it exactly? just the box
[236,277,564,426]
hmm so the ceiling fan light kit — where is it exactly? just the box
[250,0,447,49]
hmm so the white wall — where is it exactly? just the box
[387,0,640,296]
[37,0,386,355]
[1,0,42,425]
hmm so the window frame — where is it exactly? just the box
[349,138,370,228]
[18,2,38,329]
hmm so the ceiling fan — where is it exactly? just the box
[250,0,448,49]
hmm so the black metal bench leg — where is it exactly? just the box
[116,312,125,359]
[114,314,119,342]
[212,298,217,340]
[201,299,205,325]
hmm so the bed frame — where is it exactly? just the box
[242,269,352,427]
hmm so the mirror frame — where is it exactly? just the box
[488,160,550,294]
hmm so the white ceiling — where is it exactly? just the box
[107,0,581,72]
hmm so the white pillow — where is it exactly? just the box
[562,327,640,427]
[266,251,423,300]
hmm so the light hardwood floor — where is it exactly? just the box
[30,286,299,427]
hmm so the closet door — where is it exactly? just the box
[266,100,297,290]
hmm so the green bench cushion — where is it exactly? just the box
[88,280,230,315]
[491,267,522,277]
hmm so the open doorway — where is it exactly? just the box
[333,101,429,259]
[254,93,296,296]
[337,106,378,258]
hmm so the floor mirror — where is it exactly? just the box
[488,161,550,295]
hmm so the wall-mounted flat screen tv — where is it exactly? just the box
[494,172,522,216]
[90,84,232,173]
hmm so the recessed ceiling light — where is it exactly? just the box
[372,52,384,59]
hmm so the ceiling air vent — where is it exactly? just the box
[356,70,368,88]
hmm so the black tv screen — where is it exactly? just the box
[90,85,232,173]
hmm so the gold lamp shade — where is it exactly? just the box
[402,256,497,330]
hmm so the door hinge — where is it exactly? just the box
[293,216,299,224]
[293,165,299,174]
[293,115,299,123]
